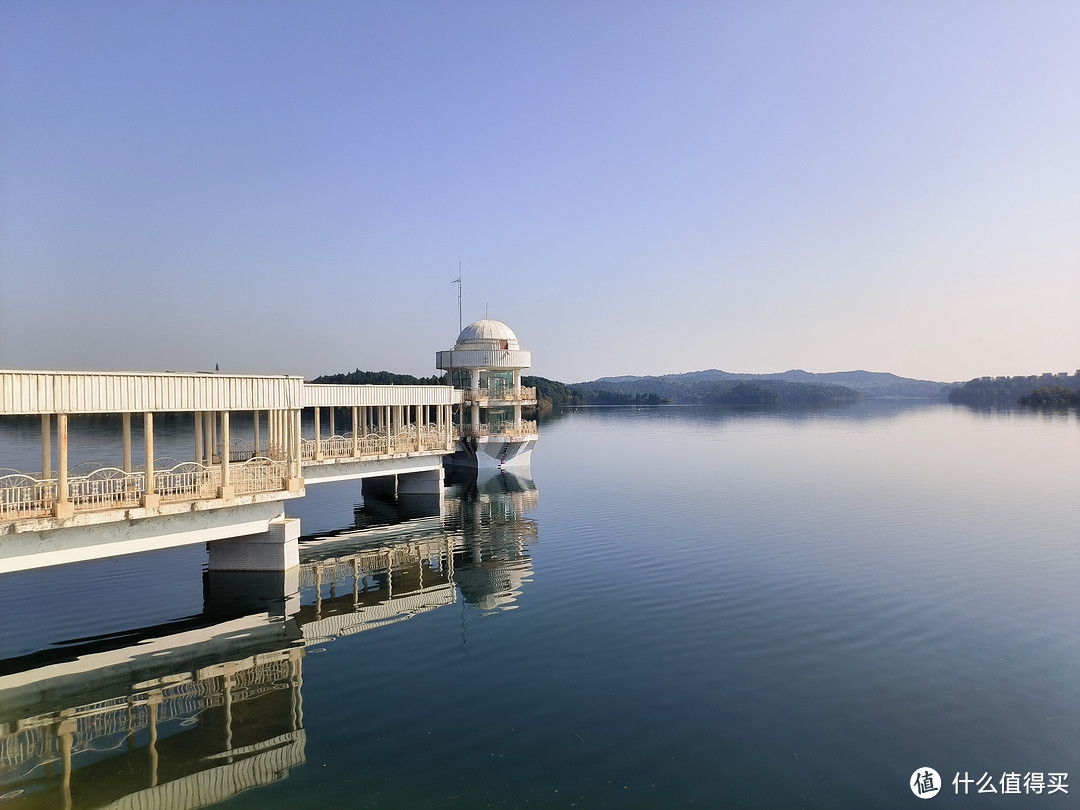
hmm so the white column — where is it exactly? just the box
[286,409,295,478]
[41,414,51,479]
[253,410,260,457]
[513,369,521,396]
[142,412,159,508]
[352,406,359,456]
[290,408,302,486]
[314,407,323,460]
[122,412,132,473]
[194,411,203,468]
[329,406,335,437]
[514,403,522,430]
[220,411,230,487]
[203,411,213,465]
[211,412,219,463]
[55,413,71,517]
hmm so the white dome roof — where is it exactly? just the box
[454,319,521,350]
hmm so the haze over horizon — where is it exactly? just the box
[2,1,1077,384]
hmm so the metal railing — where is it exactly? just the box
[0,457,291,521]
[0,474,55,519]
[460,386,537,403]
[155,462,222,502]
[69,467,144,510]
[301,423,453,461]
[456,420,537,439]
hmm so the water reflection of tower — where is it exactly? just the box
[444,467,539,613]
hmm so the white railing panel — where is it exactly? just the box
[155,463,222,503]
[0,474,55,519]
[233,458,287,495]
[69,468,144,510]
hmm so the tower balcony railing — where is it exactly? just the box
[461,386,537,403]
[454,420,538,439]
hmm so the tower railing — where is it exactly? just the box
[455,420,537,439]
[460,386,536,403]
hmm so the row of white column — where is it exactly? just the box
[309,404,453,459]
[35,403,454,518]
[41,412,161,518]
[39,409,303,518]
[193,410,299,466]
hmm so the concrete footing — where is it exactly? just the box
[203,568,301,619]
[398,467,444,494]
[361,475,398,500]
[207,517,300,573]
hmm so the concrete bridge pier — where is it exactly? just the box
[207,516,300,573]
[398,467,444,520]
[361,475,398,502]
[203,567,302,620]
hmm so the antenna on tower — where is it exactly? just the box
[451,264,462,333]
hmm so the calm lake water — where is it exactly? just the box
[1,401,1078,808]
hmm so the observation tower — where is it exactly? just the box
[435,319,537,468]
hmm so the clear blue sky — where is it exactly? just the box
[1,0,1077,383]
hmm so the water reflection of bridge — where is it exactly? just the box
[0,469,538,808]
[0,613,305,810]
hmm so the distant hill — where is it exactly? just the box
[524,374,859,407]
[581,369,947,399]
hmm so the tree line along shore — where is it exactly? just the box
[310,369,1079,410]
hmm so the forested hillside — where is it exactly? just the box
[948,373,1080,406]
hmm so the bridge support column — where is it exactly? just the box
[398,467,444,519]
[41,413,51,479]
[398,467,443,494]
[204,411,213,465]
[194,411,203,469]
[287,409,303,493]
[314,407,323,460]
[54,413,73,519]
[218,411,233,500]
[123,412,132,473]
[352,407,359,456]
[207,516,300,573]
[142,412,160,509]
